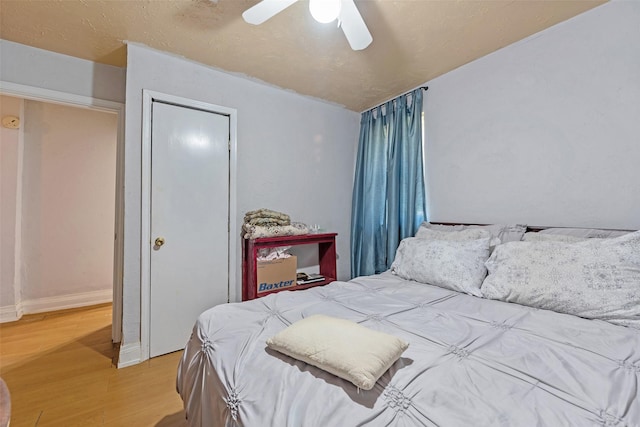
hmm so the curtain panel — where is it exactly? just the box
[351,89,426,277]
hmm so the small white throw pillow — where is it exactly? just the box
[266,315,409,391]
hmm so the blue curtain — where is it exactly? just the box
[350,89,426,277]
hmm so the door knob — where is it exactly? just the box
[155,237,165,247]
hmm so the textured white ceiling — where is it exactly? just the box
[0,0,605,111]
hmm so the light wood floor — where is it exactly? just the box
[0,304,187,426]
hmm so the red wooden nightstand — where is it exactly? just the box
[242,233,337,301]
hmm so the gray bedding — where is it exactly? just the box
[177,272,640,426]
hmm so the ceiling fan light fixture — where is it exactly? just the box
[243,0,371,51]
[309,0,342,24]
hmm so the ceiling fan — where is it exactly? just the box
[242,0,373,51]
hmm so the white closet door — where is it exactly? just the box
[149,101,229,358]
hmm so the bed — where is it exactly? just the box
[177,225,640,426]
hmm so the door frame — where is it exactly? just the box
[0,81,125,342]
[140,90,238,361]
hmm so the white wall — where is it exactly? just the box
[0,95,23,320]
[0,40,125,104]
[0,41,125,323]
[122,44,359,348]
[20,101,117,305]
[423,1,640,230]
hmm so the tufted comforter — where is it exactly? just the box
[177,272,640,427]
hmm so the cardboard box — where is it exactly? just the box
[257,256,297,294]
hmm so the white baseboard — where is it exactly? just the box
[21,289,112,315]
[117,342,142,368]
[1,290,112,322]
[0,302,23,323]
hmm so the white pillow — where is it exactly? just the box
[415,227,492,241]
[416,222,526,246]
[390,237,491,297]
[538,227,632,239]
[266,315,409,390]
[482,231,640,329]
[522,232,589,243]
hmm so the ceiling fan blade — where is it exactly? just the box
[339,0,372,50]
[242,0,299,25]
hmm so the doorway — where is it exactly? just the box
[0,83,125,343]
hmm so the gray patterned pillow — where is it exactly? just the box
[482,231,640,329]
[391,237,491,297]
[538,227,632,239]
[416,222,526,247]
[414,227,492,241]
[522,232,589,243]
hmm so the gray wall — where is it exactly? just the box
[422,1,640,229]
[0,40,125,103]
[122,44,360,348]
[0,43,125,321]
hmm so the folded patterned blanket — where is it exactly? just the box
[243,222,309,239]
[244,208,290,223]
[245,217,290,226]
